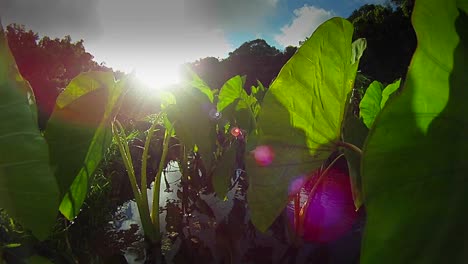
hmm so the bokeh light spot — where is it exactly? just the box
[253,145,275,166]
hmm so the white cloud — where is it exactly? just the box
[1,0,281,88]
[355,0,387,4]
[274,5,334,47]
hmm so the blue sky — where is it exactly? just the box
[0,0,386,87]
[227,0,386,49]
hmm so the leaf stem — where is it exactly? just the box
[336,141,362,155]
[112,120,155,241]
[151,122,172,242]
[298,153,345,235]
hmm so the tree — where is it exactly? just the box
[189,39,295,91]
[228,39,280,57]
[391,0,415,16]
[6,24,112,128]
[348,4,416,84]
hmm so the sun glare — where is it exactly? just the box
[135,66,182,90]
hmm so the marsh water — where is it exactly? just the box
[97,161,364,264]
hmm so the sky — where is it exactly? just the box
[0,0,387,87]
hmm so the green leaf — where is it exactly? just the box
[212,144,237,199]
[4,243,21,249]
[360,81,384,128]
[250,80,266,117]
[342,97,368,210]
[0,24,59,240]
[217,75,247,112]
[167,85,217,171]
[246,17,364,231]
[217,75,256,131]
[359,79,401,128]
[45,72,125,219]
[184,68,214,103]
[351,38,367,64]
[251,80,266,104]
[380,79,400,108]
[361,1,468,263]
[28,255,54,264]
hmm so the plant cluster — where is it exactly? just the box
[0,0,467,262]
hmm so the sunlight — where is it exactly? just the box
[135,65,182,90]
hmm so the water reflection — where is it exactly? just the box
[110,160,364,264]
[112,161,241,263]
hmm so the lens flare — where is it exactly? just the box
[252,145,275,166]
[288,163,358,243]
[230,127,241,137]
[208,109,222,120]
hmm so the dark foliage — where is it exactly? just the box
[189,39,297,91]
[5,24,116,129]
[348,4,416,84]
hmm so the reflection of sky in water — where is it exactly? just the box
[113,161,241,263]
[112,161,361,263]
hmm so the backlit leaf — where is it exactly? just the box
[246,18,364,231]
[361,1,468,262]
[0,24,59,239]
[45,72,125,219]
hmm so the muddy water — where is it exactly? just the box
[109,161,364,264]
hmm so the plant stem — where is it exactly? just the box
[112,120,155,240]
[112,121,141,202]
[294,193,300,235]
[141,118,160,215]
[336,141,362,155]
[151,124,172,242]
[298,153,345,235]
[180,144,188,221]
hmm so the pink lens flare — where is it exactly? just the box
[288,175,307,197]
[252,145,275,166]
[288,161,358,243]
[230,127,241,137]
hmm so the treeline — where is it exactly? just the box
[188,39,297,91]
[5,24,122,128]
[5,0,415,126]
[189,0,416,89]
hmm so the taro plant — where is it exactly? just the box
[1,0,467,262]
[242,0,468,263]
[245,17,367,236]
[0,22,59,241]
[0,20,128,241]
[111,114,174,243]
[360,0,468,262]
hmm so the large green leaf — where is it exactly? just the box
[0,24,59,239]
[217,75,249,113]
[217,75,256,131]
[359,79,400,128]
[184,68,214,103]
[246,18,364,231]
[167,85,217,171]
[45,72,124,219]
[361,1,468,263]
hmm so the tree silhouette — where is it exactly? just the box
[348,4,416,84]
[189,39,295,91]
[6,24,113,129]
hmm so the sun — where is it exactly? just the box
[135,65,182,90]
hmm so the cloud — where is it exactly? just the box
[274,5,334,47]
[182,0,279,32]
[0,0,101,39]
[0,0,281,84]
[355,0,387,4]
[85,0,235,77]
